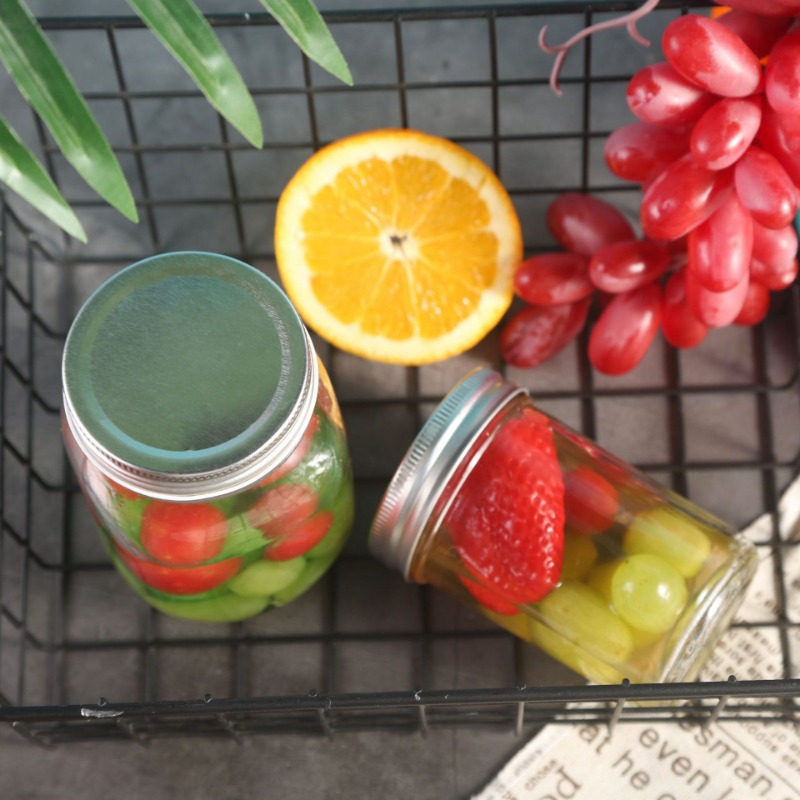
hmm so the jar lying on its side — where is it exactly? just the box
[62,252,353,623]
[370,368,757,684]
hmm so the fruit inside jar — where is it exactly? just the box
[72,371,354,623]
[408,396,756,684]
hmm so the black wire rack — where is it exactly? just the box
[2,1,800,747]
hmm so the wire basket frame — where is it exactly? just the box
[1,1,800,746]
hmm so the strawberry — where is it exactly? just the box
[446,407,565,605]
[459,575,520,616]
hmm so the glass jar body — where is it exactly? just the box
[407,394,757,684]
[63,363,354,623]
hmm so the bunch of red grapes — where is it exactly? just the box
[502,2,800,376]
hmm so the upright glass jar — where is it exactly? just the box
[370,368,757,684]
[62,252,354,623]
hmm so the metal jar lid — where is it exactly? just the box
[369,367,525,579]
[62,251,318,501]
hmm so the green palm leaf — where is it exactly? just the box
[261,0,353,86]
[126,0,263,148]
[0,115,86,242]
[0,0,138,222]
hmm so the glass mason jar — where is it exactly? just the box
[62,252,354,623]
[370,368,758,684]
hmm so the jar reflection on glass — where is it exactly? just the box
[370,368,757,684]
[62,252,353,623]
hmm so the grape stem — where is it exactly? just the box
[539,0,661,96]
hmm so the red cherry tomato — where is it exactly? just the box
[662,15,761,98]
[563,467,620,536]
[734,282,771,326]
[627,62,715,127]
[546,194,635,256]
[264,511,333,561]
[247,482,319,537]
[734,147,799,230]
[514,253,593,306]
[716,9,791,58]
[751,257,799,291]
[258,414,320,486]
[588,284,662,376]
[589,239,669,294]
[603,123,691,183]
[686,268,750,328]
[687,193,753,292]
[662,269,709,349]
[140,501,228,566]
[500,298,591,369]
[766,32,800,116]
[116,544,241,595]
[641,154,733,241]
[690,96,762,171]
[751,220,798,268]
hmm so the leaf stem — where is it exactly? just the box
[539,0,662,96]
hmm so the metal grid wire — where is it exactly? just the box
[2,1,800,746]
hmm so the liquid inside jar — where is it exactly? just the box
[64,368,354,623]
[409,397,756,684]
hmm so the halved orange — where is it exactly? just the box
[274,129,523,365]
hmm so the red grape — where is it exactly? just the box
[690,96,762,171]
[546,193,635,256]
[716,9,791,58]
[766,32,800,117]
[641,153,733,241]
[751,257,799,290]
[734,146,799,229]
[563,467,620,536]
[588,284,662,376]
[662,269,709,349]
[662,15,761,98]
[686,267,750,328]
[604,123,691,183]
[514,253,594,305]
[734,282,771,326]
[589,239,669,294]
[751,219,799,267]
[756,103,800,187]
[627,62,715,127]
[687,193,753,292]
[719,0,800,15]
[500,298,591,369]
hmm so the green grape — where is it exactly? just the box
[149,592,269,622]
[608,554,688,635]
[228,557,306,598]
[536,581,634,665]
[561,532,598,582]
[623,506,711,578]
[529,619,626,684]
[111,495,148,542]
[305,486,354,560]
[585,560,616,603]
[271,557,334,606]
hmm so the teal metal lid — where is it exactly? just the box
[62,251,318,500]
